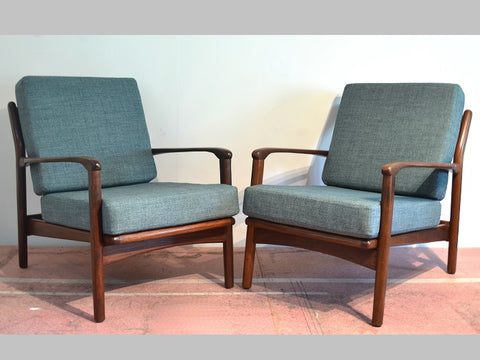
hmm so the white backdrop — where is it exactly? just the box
[0,35,478,247]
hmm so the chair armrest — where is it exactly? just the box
[20,155,103,234]
[252,147,329,160]
[380,160,459,204]
[250,147,328,185]
[21,156,102,171]
[152,147,232,160]
[382,161,458,177]
[378,160,458,245]
[151,147,233,185]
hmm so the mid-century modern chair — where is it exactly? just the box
[8,76,239,322]
[242,83,471,327]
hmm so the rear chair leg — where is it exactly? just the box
[447,226,459,274]
[17,166,28,268]
[223,225,234,289]
[18,223,28,269]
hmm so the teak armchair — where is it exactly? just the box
[242,83,471,327]
[8,76,239,322]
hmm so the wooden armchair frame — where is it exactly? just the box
[8,101,235,323]
[242,110,472,327]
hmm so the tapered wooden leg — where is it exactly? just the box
[447,215,459,274]
[18,219,28,269]
[91,240,105,323]
[223,225,234,289]
[372,172,396,327]
[17,165,28,268]
[242,224,256,289]
[10,102,28,269]
[372,247,391,327]
[447,235,458,275]
[448,170,463,274]
[88,169,105,322]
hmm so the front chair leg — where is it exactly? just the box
[242,224,256,289]
[90,242,105,323]
[371,246,391,327]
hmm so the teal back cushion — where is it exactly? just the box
[15,76,157,195]
[322,83,465,200]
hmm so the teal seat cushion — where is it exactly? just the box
[15,76,157,195]
[41,182,239,235]
[322,83,465,200]
[243,185,441,239]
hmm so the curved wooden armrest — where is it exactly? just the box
[152,147,232,160]
[20,156,103,227]
[252,147,329,160]
[381,161,458,177]
[380,160,458,204]
[21,156,102,171]
[378,160,459,246]
[250,147,328,185]
[151,147,233,185]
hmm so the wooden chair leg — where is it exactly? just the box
[242,224,256,289]
[223,225,234,289]
[448,169,463,275]
[18,223,28,269]
[91,262,105,322]
[17,167,28,269]
[371,247,391,327]
[447,225,459,274]
[90,241,105,323]
[447,237,458,275]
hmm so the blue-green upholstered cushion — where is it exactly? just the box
[41,182,239,235]
[243,185,441,239]
[322,83,465,200]
[15,76,157,195]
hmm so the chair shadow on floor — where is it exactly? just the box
[0,244,457,324]
[1,246,235,322]
[248,245,451,324]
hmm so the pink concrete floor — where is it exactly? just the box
[0,245,479,335]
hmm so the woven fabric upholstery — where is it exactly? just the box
[41,182,239,235]
[322,83,465,200]
[243,185,441,239]
[15,76,157,195]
